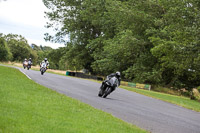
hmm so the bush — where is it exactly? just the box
[0,38,12,61]
[190,89,200,101]
[197,86,200,92]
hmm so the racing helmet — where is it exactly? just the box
[116,71,121,77]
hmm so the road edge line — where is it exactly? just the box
[19,69,32,80]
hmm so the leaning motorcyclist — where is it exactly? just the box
[40,58,49,69]
[100,71,121,94]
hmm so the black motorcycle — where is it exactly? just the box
[98,76,119,98]
[27,61,32,70]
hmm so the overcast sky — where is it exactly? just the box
[0,0,65,49]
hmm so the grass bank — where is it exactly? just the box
[121,86,200,112]
[0,66,146,133]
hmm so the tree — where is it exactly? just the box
[31,44,41,51]
[5,34,31,62]
[0,37,12,61]
[43,0,110,72]
[3,34,38,64]
[147,0,200,89]
[43,0,200,90]
[47,47,66,69]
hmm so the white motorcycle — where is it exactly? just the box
[40,62,47,75]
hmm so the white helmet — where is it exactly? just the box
[116,71,120,77]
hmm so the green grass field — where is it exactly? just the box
[121,86,200,112]
[0,66,146,133]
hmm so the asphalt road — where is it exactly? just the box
[15,67,200,133]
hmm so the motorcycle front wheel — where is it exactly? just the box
[98,89,103,97]
[103,87,111,98]
[41,70,44,75]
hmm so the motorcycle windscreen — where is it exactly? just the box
[41,63,46,68]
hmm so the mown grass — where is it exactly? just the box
[121,86,200,112]
[0,66,146,133]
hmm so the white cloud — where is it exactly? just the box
[0,0,65,49]
[0,0,46,27]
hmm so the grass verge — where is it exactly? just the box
[0,66,146,133]
[121,86,200,112]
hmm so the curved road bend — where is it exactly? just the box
[17,67,200,133]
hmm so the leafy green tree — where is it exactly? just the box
[3,34,38,64]
[147,0,200,89]
[31,44,41,51]
[0,37,12,61]
[43,0,200,90]
[43,0,110,72]
[40,45,52,51]
[47,47,66,69]
[5,34,31,62]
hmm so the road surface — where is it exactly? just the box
[11,66,200,133]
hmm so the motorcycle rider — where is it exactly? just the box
[23,58,27,65]
[100,71,121,94]
[28,58,32,62]
[28,58,32,68]
[23,58,28,68]
[40,58,49,69]
[24,58,27,62]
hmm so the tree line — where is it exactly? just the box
[0,33,52,65]
[0,33,68,70]
[1,0,200,91]
[42,0,200,90]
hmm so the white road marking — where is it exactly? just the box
[19,69,32,80]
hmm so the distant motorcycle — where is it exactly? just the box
[40,62,47,75]
[98,76,119,98]
[27,60,32,70]
[23,61,28,69]
[23,61,32,70]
